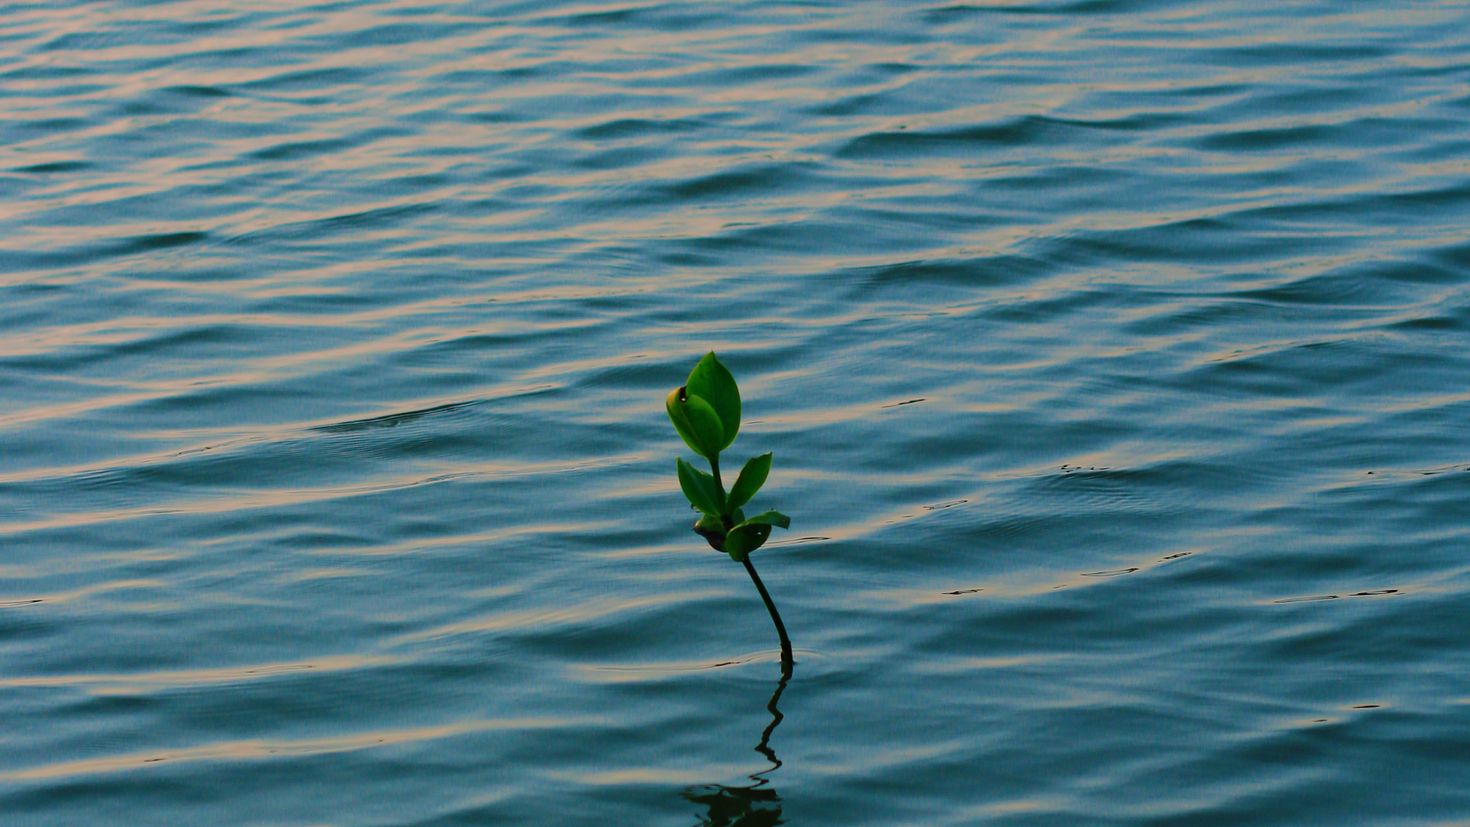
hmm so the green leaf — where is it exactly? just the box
[724,522,773,561]
[666,387,725,460]
[676,458,725,516]
[724,511,788,560]
[685,352,740,451]
[739,510,790,530]
[726,453,771,511]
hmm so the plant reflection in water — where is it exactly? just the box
[682,663,792,826]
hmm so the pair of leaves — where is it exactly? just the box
[666,353,741,461]
[675,452,787,561]
[689,499,791,561]
[676,453,771,518]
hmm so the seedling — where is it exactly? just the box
[667,352,793,667]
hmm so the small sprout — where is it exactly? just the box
[666,352,793,667]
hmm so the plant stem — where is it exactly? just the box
[712,454,791,666]
[741,556,793,667]
[710,455,730,526]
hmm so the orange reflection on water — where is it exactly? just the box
[0,716,587,782]
[0,653,399,694]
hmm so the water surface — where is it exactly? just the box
[4,1,1470,824]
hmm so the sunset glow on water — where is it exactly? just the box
[4,2,1470,823]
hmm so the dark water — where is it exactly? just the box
[4,1,1470,824]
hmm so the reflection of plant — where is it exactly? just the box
[667,353,793,665]
[682,668,791,826]
[683,784,782,827]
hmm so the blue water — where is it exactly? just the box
[4,1,1470,824]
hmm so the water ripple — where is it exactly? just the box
[5,0,1470,824]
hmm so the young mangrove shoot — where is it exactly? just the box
[666,352,793,668]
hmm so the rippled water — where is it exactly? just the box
[4,1,1470,824]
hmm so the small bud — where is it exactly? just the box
[666,386,726,461]
[685,352,741,450]
[693,513,725,551]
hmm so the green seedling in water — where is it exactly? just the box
[667,352,793,667]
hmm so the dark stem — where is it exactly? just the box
[741,556,793,668]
